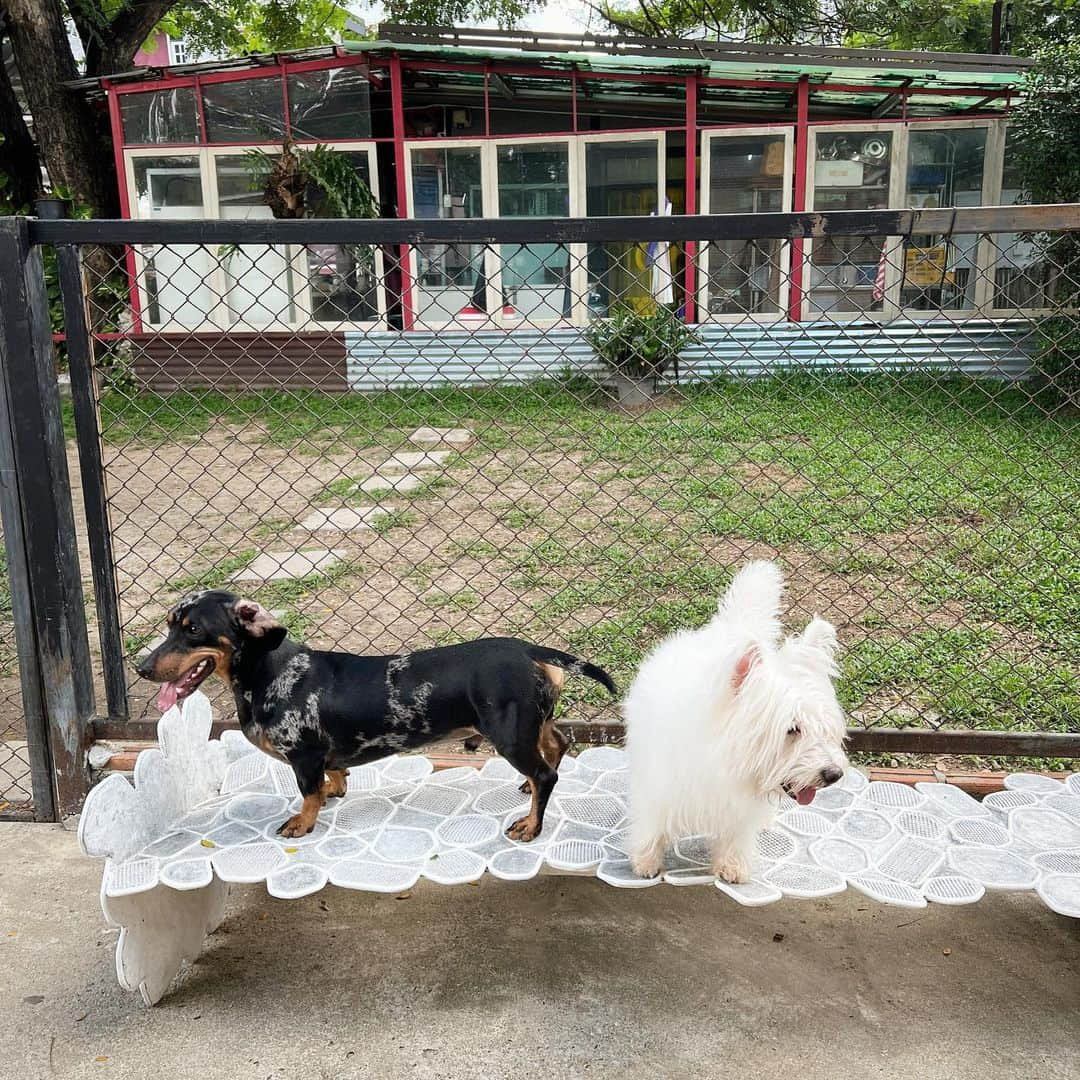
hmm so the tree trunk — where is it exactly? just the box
[5,0,118,216]
[85,1,177,80]
[0,37,42,210]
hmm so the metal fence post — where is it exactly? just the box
[43,200,129,722]
[0,216,94,816]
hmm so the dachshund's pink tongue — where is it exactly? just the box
[156,681,180,713]
[796,787,817,806]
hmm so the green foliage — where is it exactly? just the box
[0,183,127,379]
[379,0,541,29]
[241,143,378,220]
[585,304,701,380]
[219,142,378,269]
[287,145,378,221]
[158,1,361,59]
[1010,38,1080,403]
[841,0,994,51]
[592,0,819,42]
[592,0,1079,53]
[1011,40,1080,206]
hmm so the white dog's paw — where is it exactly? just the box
[629,850,664,879]
[712,851,751,884]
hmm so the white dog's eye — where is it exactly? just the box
[787,726,801,736]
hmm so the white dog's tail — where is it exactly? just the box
[715,560,785,641]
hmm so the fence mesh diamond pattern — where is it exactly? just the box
[2,211,1078,817]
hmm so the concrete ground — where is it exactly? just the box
[1,823,1078,1080]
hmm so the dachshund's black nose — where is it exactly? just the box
[135,656,155,679]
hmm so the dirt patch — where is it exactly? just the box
[730,461,812,495]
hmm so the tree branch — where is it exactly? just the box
[63,0,105,55]
[5,0,118,214]
[85,0,179,76]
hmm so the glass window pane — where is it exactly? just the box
[214,155,296,325]
[706,134,786,315]
[202,77,285,142]
[305,152,380,323]
[902,127,987,312]
[410,146,485,325]
[810,130,893,314]
[131,156,215,328]
[585,140,659,316]
[488,76,573,135]
[497,142,571,323]
[121,88,199,144]
[993,128,1056,309]
[288,65,372,140]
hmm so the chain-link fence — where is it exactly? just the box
[0,544,30,815]
[2,207,1078,817]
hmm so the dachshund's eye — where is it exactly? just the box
[186,623,200,636]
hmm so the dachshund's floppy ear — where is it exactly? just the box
[232,599,287,647]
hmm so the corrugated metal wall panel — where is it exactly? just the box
[344,321,1034,391]
[133,332,349,392]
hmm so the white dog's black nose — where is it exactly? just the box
[820,766,844,787]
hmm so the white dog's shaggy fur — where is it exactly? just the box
[624,560,848,883]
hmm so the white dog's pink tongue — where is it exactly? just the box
[796,787,817,806]
[156,681,180,713]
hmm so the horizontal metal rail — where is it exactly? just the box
[26,205,1080,247]
[90,719,1080,758]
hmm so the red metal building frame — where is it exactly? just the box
[104,48,1014,331]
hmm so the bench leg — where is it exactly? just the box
[102,878,229,1006]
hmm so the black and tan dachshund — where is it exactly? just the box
[136,591,616,839]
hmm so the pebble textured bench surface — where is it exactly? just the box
[80,693,1080,1004]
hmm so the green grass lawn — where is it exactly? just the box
[83,372,1080,758]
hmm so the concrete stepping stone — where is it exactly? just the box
[232,549,345,583]
[356,473,424,495]
[300,507,387,532]
[408,427,474,446]
[381,450,454,471]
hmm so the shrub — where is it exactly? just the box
[585,304,701,381]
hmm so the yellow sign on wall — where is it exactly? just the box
[905,246,955,287]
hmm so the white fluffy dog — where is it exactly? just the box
[624,560,848,883]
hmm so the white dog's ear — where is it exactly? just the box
[798,617,838,661]
[732,644,761,693]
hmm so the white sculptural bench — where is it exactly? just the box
[78,692,1080,1006]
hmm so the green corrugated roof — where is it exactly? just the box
[344,37,1026,91]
